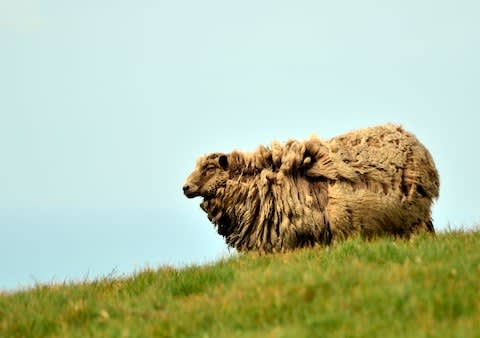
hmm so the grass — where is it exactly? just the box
[1,229,480,337]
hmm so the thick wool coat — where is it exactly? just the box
[184,124,440,253]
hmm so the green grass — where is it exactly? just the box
[1,230,480,338]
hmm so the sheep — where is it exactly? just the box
[183,124,440,253]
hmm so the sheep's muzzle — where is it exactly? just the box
[183,184,200,198]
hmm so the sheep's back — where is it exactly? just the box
[326,124,439,199]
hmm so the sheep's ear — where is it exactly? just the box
[218,154,228,170]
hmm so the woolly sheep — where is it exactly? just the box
[183,124,440,253]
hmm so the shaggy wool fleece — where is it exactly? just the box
[183,124,439,253]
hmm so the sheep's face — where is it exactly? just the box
[183,153,229,199]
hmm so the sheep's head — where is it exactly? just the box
[183,153,229,199]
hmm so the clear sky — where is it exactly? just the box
[1,0,479,290]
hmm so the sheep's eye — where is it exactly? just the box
[202,166,215,175]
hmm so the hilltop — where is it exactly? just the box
[1,229,479,337]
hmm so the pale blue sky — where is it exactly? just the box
[1,0,479,290]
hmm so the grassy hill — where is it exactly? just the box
[1,229,479,338]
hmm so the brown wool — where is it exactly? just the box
[184,124,440,253]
